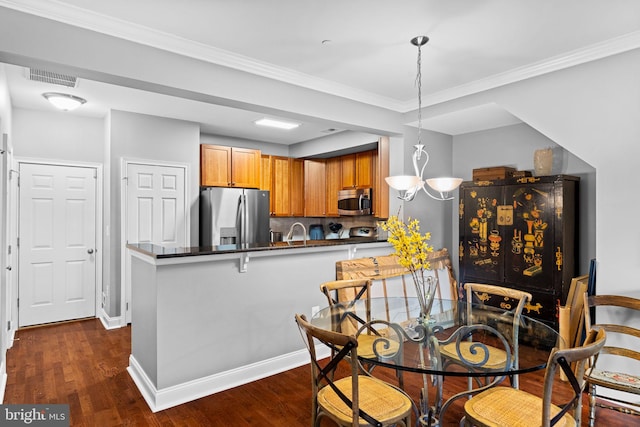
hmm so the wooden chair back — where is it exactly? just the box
[465,282,532,388]
[541,328,607,425]
[320,279,372,336]
[582,293,640,424]
[295,313,411,427]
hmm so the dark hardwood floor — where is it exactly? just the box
[3,318,634,426]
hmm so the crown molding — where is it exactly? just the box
[3,0,640,113]
[413,30,640,111]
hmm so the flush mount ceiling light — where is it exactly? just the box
[385,36,462,201]
[254,118,300,130]
[42,92,87,111]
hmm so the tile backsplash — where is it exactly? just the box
[270,217,384,240]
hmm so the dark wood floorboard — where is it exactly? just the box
[3,318,635,426]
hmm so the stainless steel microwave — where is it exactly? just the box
[338,188,372,216]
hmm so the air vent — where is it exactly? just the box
[29,69,77,88]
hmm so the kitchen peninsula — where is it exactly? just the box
[126,238,391,412]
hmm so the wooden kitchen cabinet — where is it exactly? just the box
[304,159,326,216]
[200,144,261,188]
[271,156,290,216]
[325,157,342,217]
[260,154,272,192]
[269,156,304,216]
[458,175,579,332]
[341,151,373,189]
[290,158,305,216]
[372,136,389,219]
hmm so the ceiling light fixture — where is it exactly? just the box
[42,92,86,111]
[385,36,462,201]
[254,118,300,130]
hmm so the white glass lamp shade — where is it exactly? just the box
[42,92,86,111]
[425,177,463,193]
[385,175,422,191]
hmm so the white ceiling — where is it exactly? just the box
[3,0,640,143]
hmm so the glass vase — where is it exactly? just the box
[415,275,438,322]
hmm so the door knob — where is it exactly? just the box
[87,249,94,254]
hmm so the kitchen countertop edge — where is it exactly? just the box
[126,237,389,259]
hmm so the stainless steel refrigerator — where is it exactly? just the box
[199,187,270,247]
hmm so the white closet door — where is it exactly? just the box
[19,163,97,327]
[124,162,187,324]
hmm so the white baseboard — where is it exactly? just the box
[127,346,329,412]
[6,328,15,350]
[0,359,6,403]
[99,308,125,330]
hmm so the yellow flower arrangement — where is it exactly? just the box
[380,215,437,318]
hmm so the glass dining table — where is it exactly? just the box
[311,296,563,426]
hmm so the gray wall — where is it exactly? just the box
[12,108,104,162]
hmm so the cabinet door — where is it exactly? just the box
[304,159,326,216]
[341,154,356,189]
[290,158,305,216]
[373,138,389,219]
[271,156,291,216]
[260,155,272,192]
[325,157,342,217]
[231,147,261,188]
[200,144,231,186]
[355,151,373,189]
[260,155,274,214]
[502,182,557,292]
[459,183,505,283]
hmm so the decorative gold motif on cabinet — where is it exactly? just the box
[555,246,563,271]
[524,301,543,314]
[497,205,513,226]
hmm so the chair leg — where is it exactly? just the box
[588,384,597,427]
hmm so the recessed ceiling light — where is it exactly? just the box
[42,92,86,111]
[254,118,300,130]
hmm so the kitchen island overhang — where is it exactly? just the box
[126,239,391,412]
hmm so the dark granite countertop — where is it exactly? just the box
[127,237,388,259]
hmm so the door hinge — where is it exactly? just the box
[17,298,19,308]
[7,245,10,255]
[126,302,129,312]
[16,237,19,248]
[7,321,10,330]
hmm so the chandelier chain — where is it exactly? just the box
[416,42,423,146]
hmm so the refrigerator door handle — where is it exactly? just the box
[236,194,244,245]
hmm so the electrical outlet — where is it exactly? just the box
[311,305,320,317]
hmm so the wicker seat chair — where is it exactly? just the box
[439,282,532,389]
[583,294,640,426]
[295,313,414,427]
[462,328,606,427]
[320,278,405,388]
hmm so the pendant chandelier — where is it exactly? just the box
[386,36,462,202]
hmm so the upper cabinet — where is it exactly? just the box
[265,156,304,217]
[201,138,389,218]
[341,151,373,189]
[304,159,327,217]
[325,157,342,217]
[373,137,389,219]
[200,144,261,188]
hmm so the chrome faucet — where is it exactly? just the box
[286,222,307,244]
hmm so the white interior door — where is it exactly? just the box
[124,161,187,324]
[18,163,97,327]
